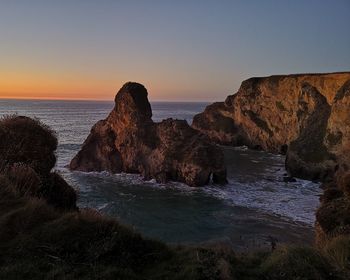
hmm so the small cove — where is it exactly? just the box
[0,99,321,250]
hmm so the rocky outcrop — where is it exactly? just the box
[285,83,334,181]
[70,82,227,187]
[192,72,350,181]
[0,116,77,210]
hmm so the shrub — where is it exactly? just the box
[0,115,57,175]
[260,246,336,280]
[6,163,41,197]
[39,172,77,210]
[323,235,350,275]
[316,197,350,238]
[0,198,58,242]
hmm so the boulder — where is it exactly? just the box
[70,82,227,187]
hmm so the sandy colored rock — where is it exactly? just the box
[192,72,350,181]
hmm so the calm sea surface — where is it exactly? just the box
[0,99,321,249]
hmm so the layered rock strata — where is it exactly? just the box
[192,72,350,181]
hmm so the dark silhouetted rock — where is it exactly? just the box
[0,116,77,210]
[70,82,227,187]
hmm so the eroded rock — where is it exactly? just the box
[192,72,350,181]
[70,82,227,187]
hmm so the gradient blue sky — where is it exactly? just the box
[0,0,349,101]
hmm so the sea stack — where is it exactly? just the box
[70,82,227,187]
[192,72,350,181]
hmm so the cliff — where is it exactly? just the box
[0,115,234,279]
[192,72,350,181]
[1,116,348,279]
[70,82,227,186]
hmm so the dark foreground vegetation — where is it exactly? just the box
[0,115,349,279]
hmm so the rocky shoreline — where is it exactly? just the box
[69,73,350,246]
[1,72,350,278]
[1,113,349,279]
[192,72,350,182]
[191,72,350,246]
[70,82,227,187]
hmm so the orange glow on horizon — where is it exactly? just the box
[0,52,236,102]
[0,73,116,101]
[0,95,112,101]
[0,67,232,102]
[0,76,223,102]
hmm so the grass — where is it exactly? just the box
[323,235,350,274]
[316,197,350,238]
[2,168,349,279]
[261,246,337,280]
[1,115,350,279]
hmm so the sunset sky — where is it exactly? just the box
[0,0,349,101]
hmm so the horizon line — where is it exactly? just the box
[0,96,215,103]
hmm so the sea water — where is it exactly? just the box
[0,99,320,250]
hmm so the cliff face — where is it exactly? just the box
[70,82,227,187]
[192,72,350,181]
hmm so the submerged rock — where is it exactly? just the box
[192,72,350,181]
[70,82,227,187]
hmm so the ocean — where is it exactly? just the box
[0,99,321,249]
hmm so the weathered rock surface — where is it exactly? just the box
[70,82,227,187]
[192,72,350,181]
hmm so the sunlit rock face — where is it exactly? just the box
[192,72,350,181]
[70,82,227,187]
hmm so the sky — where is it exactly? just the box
[0,0,349,101]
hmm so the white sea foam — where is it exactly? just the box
[201,179,320,225]
[68,166,320,226]
[1,100,320,244]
